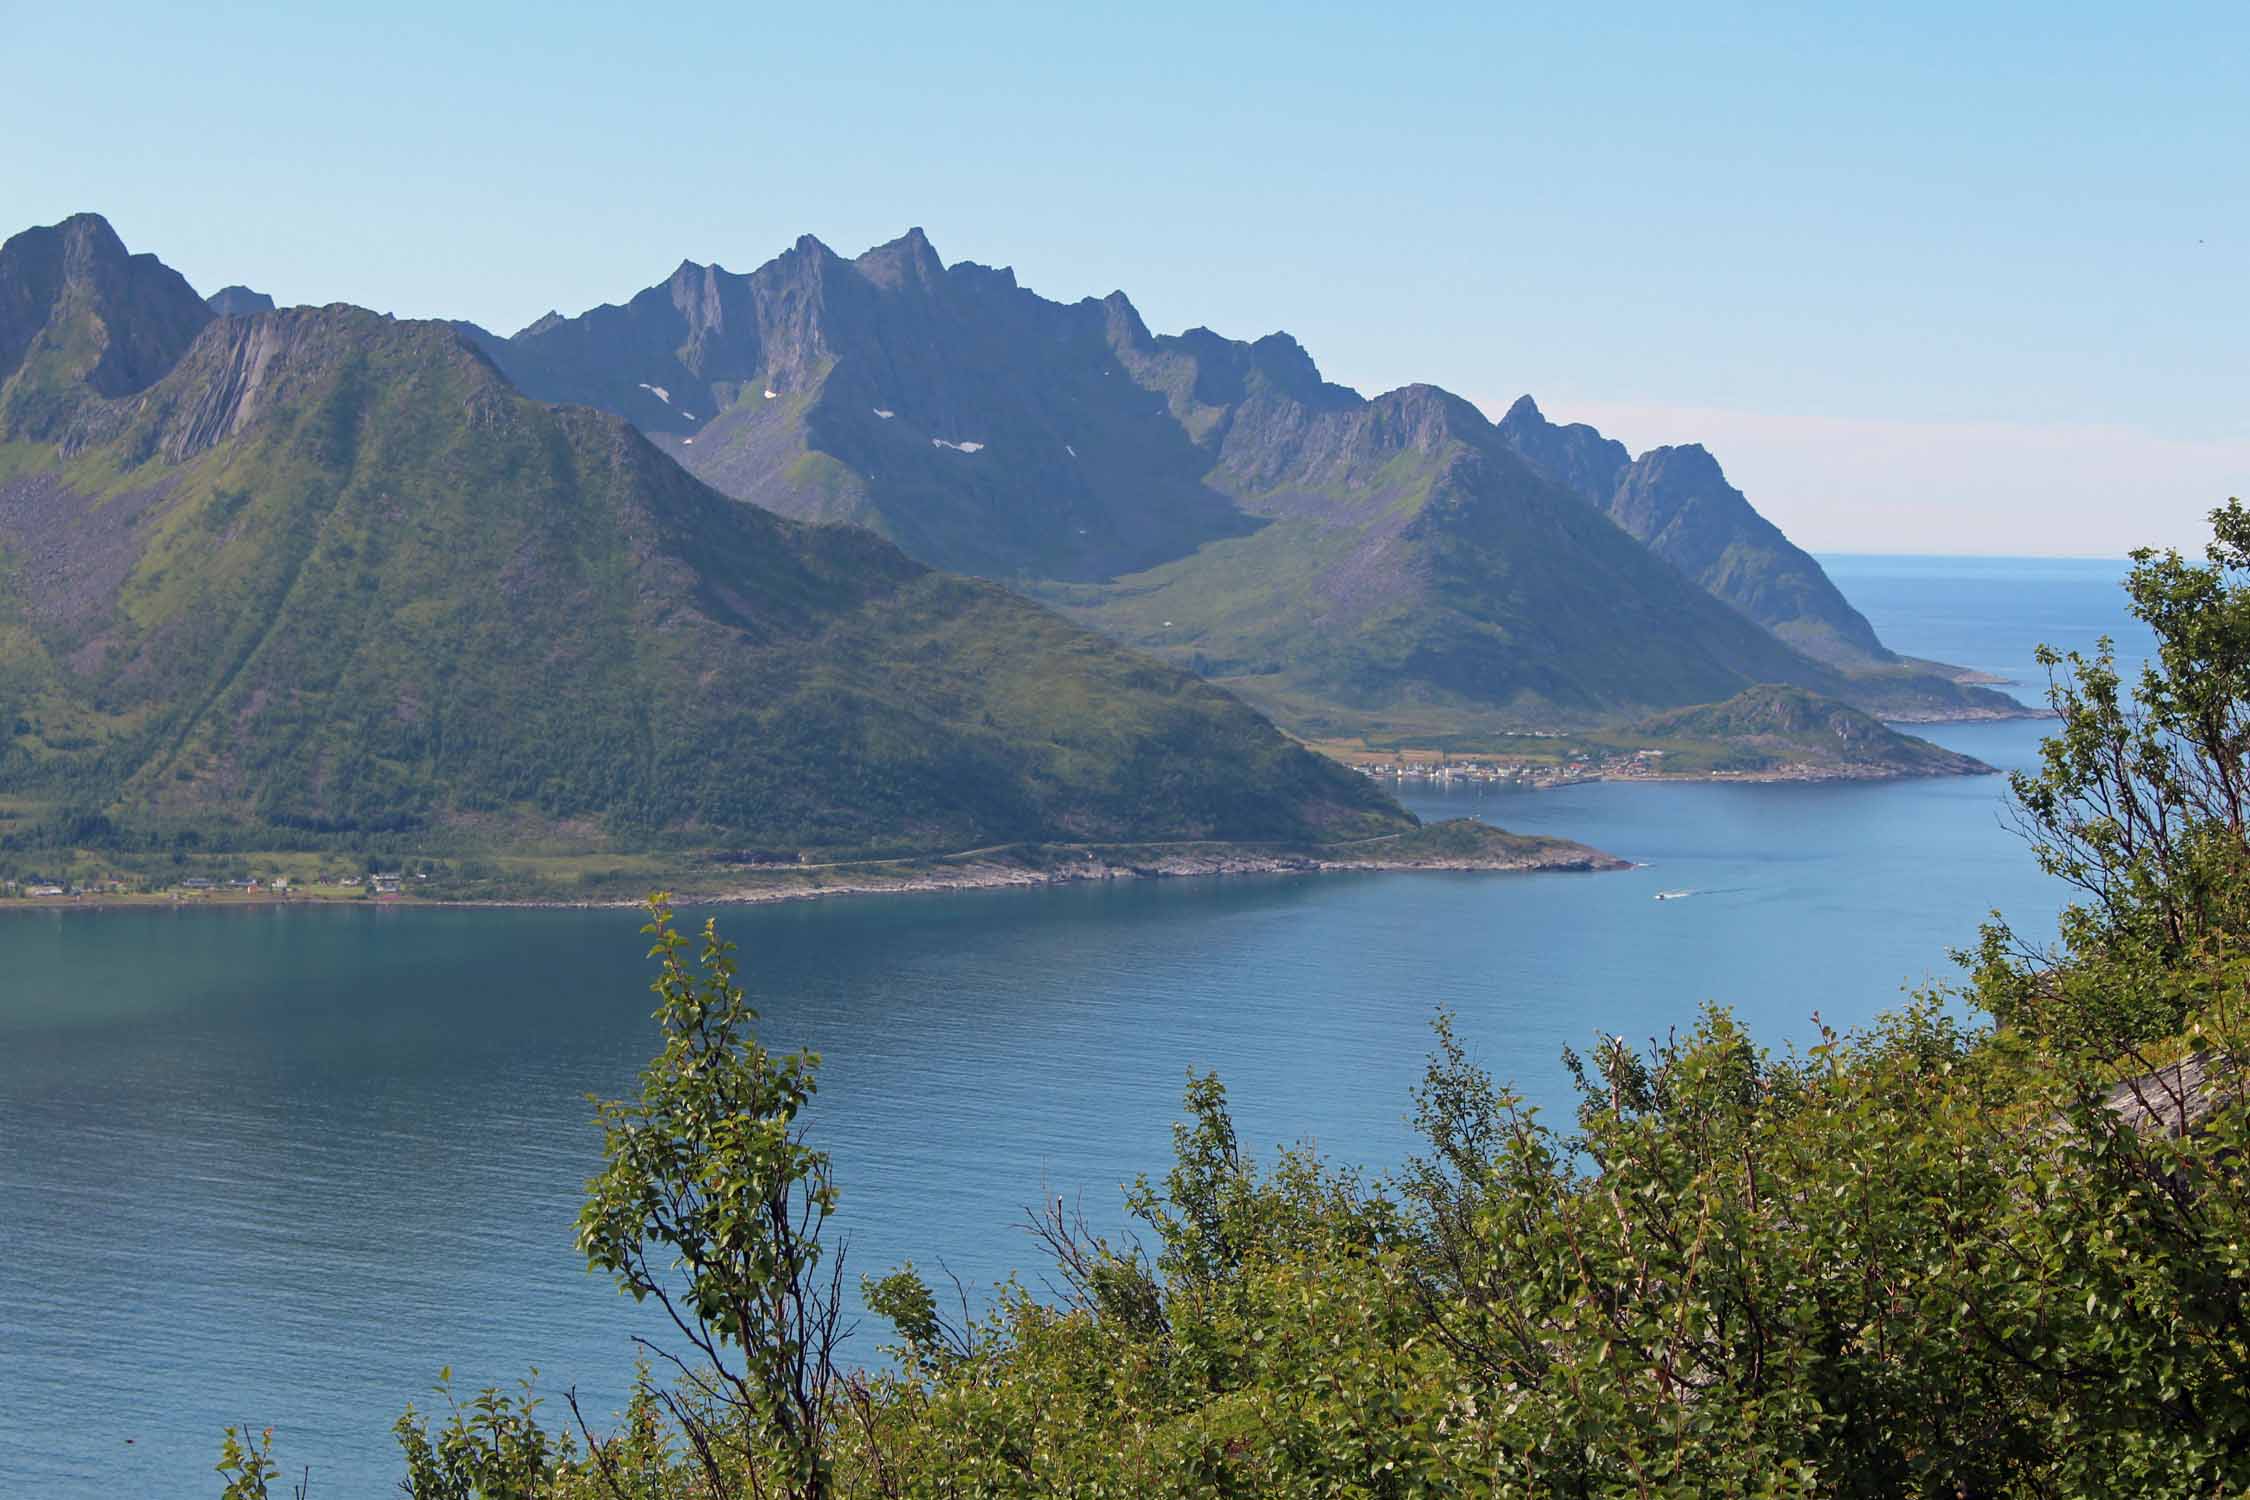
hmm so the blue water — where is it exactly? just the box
[1819,552,2138,689]
[0,556,2148,1497]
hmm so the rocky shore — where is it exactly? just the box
[698,824,1627,907]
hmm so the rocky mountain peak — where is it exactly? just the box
[0,211,213,434]
[947,261,1019,296]
[1351,383,1489,459]
[853,226,947,291]
[1637,442,1725,483]
[1099,290,1153,351]
[1245,332,1338,403]
[52,211,132,269]
[1492,392,1631,505]
[751,234,847,306]
[665,260,738,338]
[1373,381,1479,423]
[207,285,276,317]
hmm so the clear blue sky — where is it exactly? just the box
[5,0,2243,554]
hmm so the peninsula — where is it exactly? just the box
[0,820,1625,909]
[1321,686,1996,788]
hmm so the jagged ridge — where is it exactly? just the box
[478,229,2024,734]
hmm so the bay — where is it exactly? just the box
[0,555,2146,1496]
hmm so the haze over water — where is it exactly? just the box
[0,555,2147,1497]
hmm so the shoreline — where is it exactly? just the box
[1319,706,2032,791]
[1874,705,2047,724]
[686,838,1629,909]
[1368,760,1997,791]
[0,823,1629,914]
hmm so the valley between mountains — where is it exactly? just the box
[0,213,2023,903]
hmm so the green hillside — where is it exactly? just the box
[0,254,1410,858]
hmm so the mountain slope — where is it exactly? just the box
[1035,384,1876,732]
[1496,396,1895,669]
[481,234,2023,734]
[0,222,1409,854]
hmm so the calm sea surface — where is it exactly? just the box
[0,555,2149,1496]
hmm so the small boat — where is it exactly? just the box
[1653,889,1692,901]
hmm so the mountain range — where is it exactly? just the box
[458,229,2023,736]
[0,215,1405,857]
[0,212,2010,866]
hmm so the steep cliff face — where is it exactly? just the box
[1496,395,1894,669]
[78,303,413,462]
[0,213,214,438]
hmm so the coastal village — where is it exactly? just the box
[1340,745,1942,787]
[0,869,426,904]
[1345,747,1665,788]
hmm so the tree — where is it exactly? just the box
[1975,498,2250,1049]
[572,896,846,1500]
[394,1370,574,1500]
[214,1426,307,1500]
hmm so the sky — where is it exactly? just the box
[4,0,2243,555]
